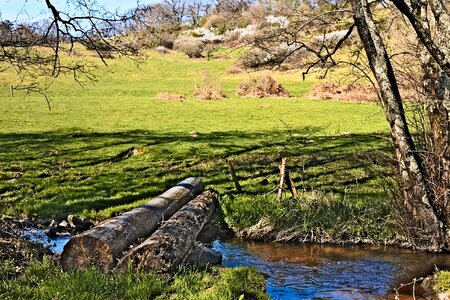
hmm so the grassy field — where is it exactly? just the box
[1,50,397,242]
[0,48,405,299]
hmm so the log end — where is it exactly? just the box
[116,239,175,273]
[60,236,114,271]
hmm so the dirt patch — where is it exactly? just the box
[237,75,291,98]
[307,82,379,103]
[156,92,186,100]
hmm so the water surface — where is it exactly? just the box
[213,240,450,299]
[23,229,450,299]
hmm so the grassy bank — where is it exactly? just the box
[0,257,267,300]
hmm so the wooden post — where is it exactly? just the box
[276,158,286,201]
[226,159,242,193]
[285,169,298,198]
[9,86,14,97]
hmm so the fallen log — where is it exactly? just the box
[116,190,219,272]
[185,241,222,267]
[60,177,203,270]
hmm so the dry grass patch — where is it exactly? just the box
[237,75,291,98]
[193,72,226,100]
[194,86,226,100]
[156,92,186,100]
[307,82,379,103]
[225,67,244,74]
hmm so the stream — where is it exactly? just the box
[23,229,450,299]
[212,240,450,300]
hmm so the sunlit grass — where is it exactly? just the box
[0,257,267,300]
[0,49,395,241]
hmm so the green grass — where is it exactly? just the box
[433,271,450,293]
[0,257,268,300]
[0,50,396,242]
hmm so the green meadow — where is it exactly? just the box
[0,50,397,241]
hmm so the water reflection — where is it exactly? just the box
[21,228,450,299]
[213,240,450,299]
[22,228,71,253]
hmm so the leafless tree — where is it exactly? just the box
[0,0,141,103]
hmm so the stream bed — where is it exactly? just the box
[23,229,450,299]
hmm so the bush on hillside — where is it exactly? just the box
[306,82,378,102]
[237,75,290,98]
[174,38,205,58]
[126,19,180,49]
[204,13,251,35]
[194,72,226,100]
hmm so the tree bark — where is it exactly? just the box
[60,177,204,270]
[421,54,450,223]
[352,0,444,250]
[116,190,219,272]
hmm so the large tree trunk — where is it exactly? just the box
[421,49,450,227]
[116,190,219,272]
[416,2,450,226]
[352,0,445,250]
[60,177,204,270]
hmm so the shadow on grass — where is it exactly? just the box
[0,128,394,219]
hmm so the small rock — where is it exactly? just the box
[189,131,199,138]
[59,220,69,228]
[12,172,23,179]
[67,215,93,232]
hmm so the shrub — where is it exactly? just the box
[193,72,226,100]
[204,13,251,35]
[237,75,291,98]
[306,82,378,103]
[174,38,205,58]
[204,14,228,30]
[128,24,178,50]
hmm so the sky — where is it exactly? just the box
[0,0,158,21]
